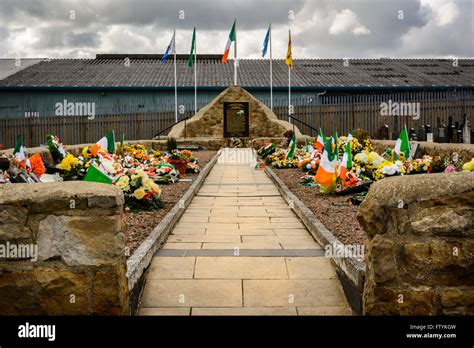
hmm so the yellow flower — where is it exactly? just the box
[58,154,79,171]
[82,147,89,158]
[133,188,145,200]
[142,177,153,187]
[151,183,161,197]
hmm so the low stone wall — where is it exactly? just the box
[2,140,155,162]
[372,140,474,165]
[357,172,474,315]
[0,182,129,315]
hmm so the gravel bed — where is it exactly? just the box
[272,168,366,246]
[125,151,217,255]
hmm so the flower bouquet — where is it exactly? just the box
[257,143,276,159]
[46,135,67,163]
[167,150,188,178]
[115,169,163,211]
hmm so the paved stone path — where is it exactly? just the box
[139,148,351,315]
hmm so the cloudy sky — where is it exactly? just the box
[0,0,472,59]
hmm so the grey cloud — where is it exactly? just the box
[0,0,472,59]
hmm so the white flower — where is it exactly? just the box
[354,152,368,164]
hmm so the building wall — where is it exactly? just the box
[0,89,325,118]
[0,88,472,148]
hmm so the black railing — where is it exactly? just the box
[288,115,319,134]
[154,116,191,138]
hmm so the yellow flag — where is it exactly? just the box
[285,29,292,69]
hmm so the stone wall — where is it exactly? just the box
[0,182,129,315]
[357,172,474,315]
[167,86,302,141]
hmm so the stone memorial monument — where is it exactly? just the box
[164,86,303,149]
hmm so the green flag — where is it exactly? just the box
[333,132,339,160]
[305,138,314,152]
[97,130,115,154]
[395,126,411,159]
[286,132,297,160]
[188,27,196,68]
[84,165,113,184]
[13,135,26,162]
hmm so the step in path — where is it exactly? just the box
[139,148,351,316]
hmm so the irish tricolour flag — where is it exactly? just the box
[315,128,325,151]
[394,126,411,159]
[315,138,337,193]
[96,130,116,154]
[222,20,236,64]
[13,135,30,168]
[286,132,297,160]
[339,142,352,182]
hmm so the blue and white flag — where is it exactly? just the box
[262,26,270,57]
[161,31,176,64]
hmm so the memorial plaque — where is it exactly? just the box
[223,102,249,138]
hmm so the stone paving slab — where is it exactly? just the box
[155,249,326,257]
[139,307,191,316]
[202,242,282,250]
[141,279,242,307]
[147,257,196,279]
[243,279,348,307]
[192,307,298,316]
[285,257,338,279]
[162,242,202,249]
[167,235,241,243]
[194,257,288,279]
[297,306,352,315]
[205,228,276,236]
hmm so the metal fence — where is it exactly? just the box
[0,90,472,149]
[265,90,473,138]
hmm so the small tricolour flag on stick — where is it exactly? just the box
[305,138,315,153]
[332,131,339,161]
[347,130,353,142]
[286,132,297,160]
[222,20,236,64]
[13,135,30,168]
[315,138,337,193]
[97,130,115,154]
[84,165,113,185]
[339,142,352,182]
[161,31,176,64]
[316,128,325,151]
[394,125,411,159]
[14,135,26,162]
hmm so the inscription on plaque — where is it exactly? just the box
[223,102,249,138]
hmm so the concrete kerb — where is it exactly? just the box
[126,150,221,313]
[259,150,365,314]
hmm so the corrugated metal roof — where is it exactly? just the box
[0,58,44,81]
[0,56,472,88]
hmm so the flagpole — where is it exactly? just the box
[269,22,273,111]
[288,63,291,123]
[234,18,237,86]
[288,29,291,124]
[173,28,178,123]
[194,27,197,115]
